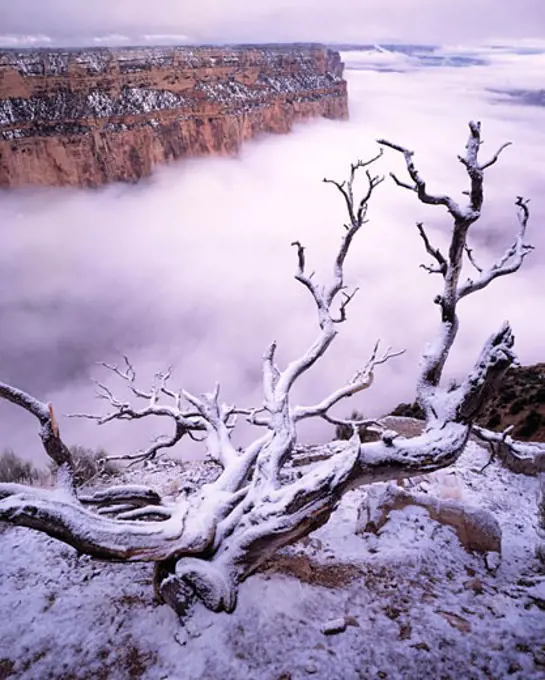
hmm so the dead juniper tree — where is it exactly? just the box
[0,122,536,616]
[378,122,544,475]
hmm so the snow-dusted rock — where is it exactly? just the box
[484,551,501,573]
[320,617,347,635]
[357,483,502,555]
[527,582,545,609]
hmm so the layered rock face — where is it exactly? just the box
[0,44,348,187]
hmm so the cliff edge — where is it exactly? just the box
[0,44,348,187]
[391,363,545,443]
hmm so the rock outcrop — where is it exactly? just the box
[391,363,545,443]
[0,44,348,187]
[478,363,545,442]
[357,483,502,556]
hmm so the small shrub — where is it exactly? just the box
[0,659,15,679]
[51,446,119,487]
[515,411,543,440]
[0,449,42,484]
[509,398,526,416]
[0,446,118,488]
[389,401,425,420]
[535,387,545,404]
[486,412,502,429]
[499,387,517,405]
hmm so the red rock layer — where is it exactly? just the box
[0,44,348,187]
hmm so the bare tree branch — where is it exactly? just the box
[97,356,151,399]
[480,141,512,171]
[182,385,240,468]
[377,139,464,219]
[116,506,174,521]
[473,425,545,475]
[252,151,386,487]
[294,342,404,422]
[70,368,209,462]
[0,125,533,619]
[464,244,483,273]
[458,197,534,299]
[79,485,162,506]
[332,287,359,323]
[379,122,532,419]
[416,222,448,276]
[0,383,75,491]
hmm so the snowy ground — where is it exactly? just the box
[1,442,544,680]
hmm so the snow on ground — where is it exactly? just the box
[1,441,544,679]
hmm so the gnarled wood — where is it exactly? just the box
[0,123,535,617]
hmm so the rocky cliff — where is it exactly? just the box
[392,363,545,442]
[478,363,545,442]
[0,44,348,187]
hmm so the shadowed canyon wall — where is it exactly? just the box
[0,44,348,187]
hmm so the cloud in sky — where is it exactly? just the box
[0,0,544,46]
[0,47,544,464]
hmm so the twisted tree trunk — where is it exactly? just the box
[0,122,537,617]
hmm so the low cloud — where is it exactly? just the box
[0,46,544,464]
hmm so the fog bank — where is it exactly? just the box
[1,45,544,464]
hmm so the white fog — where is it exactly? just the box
[1,44,544,464]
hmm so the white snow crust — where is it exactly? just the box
[1,442,544,679]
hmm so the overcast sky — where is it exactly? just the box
[1,0,544,46]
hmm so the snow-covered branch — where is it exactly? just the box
[458,198,534,299]
[379,122,533,418]
[182,385,240,468]
[70,364,209,462]
[0,382,75,490]
[252,152,385,487]
[479,141,512,171]
[416,222,448,276]
[376,138,464,219]
[473,425,545,476]
[0,125,535,619]
[278,156,384,396]
[453,323,516,423]
[294,342,404,422]
[322,149,384,227]
[79,484,163,507]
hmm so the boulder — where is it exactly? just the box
[357,484,502,555]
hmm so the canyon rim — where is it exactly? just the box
[0,44,348,187]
